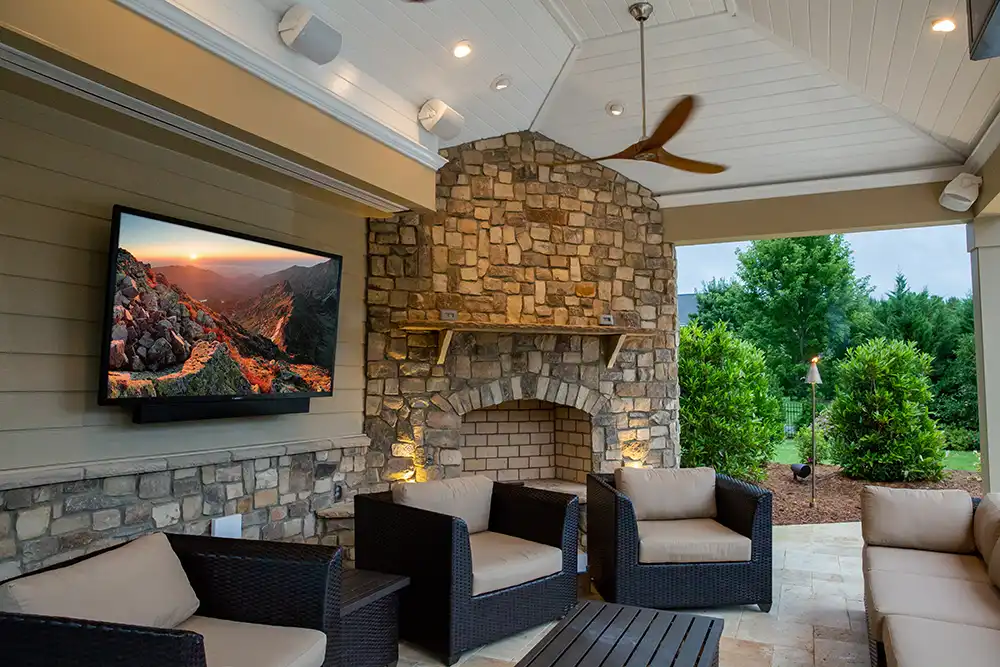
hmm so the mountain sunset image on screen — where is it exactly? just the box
[105,212,341,399]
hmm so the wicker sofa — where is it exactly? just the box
[587,467,773,611]
[354,475,578,666]
[862,487,1000,667]
[0,532,342,667]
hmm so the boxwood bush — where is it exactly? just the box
[829,338,945,481]
[679,322,783,482]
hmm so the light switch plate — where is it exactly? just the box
[211,514,242,539]
[440,309,458,321]
[599,314,615,325]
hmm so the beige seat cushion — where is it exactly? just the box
[884,615,1000,667]
[178,615,326,667]
[615,466,716,521]
[864,569,1000,637]
[393,475,493,534]
[0,532,198,628]
[636,519,751,564]
[864,545,990,583]
[974,493,1000,563]
[469,531,562,595]
[862,486,975,553]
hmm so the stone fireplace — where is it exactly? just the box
[364,131,681,495]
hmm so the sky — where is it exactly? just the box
[119,212,327,277]
[676,224,973,299]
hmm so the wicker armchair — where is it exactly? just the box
[0,533,343,667]
[587,471,772,612]
[355,480,578,666]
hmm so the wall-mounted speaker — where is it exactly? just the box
[278,5,342,65]
[418,99,465,141]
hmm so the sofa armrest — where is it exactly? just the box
[715,475,771,542]
[165,534,341,634]
[490,484,579,571]
[355,491,471,598]
[0,612,207,667]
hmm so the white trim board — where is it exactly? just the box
[115,0,448,171]
[0,43,410,213]
[655,166,966,208]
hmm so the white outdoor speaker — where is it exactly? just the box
[939,173,983,212]
[278,5,342,65]
[419,99,465,141]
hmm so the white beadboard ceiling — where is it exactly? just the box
[254,0,574,147]
[544,0,729,40]
[141,0,1000,201]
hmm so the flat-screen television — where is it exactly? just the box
[99,206,342,408]
[969,0,1000,60]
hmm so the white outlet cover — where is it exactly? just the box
[211,514,243,539]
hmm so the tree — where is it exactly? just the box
[933,332,979,431]
[733,236,869,396]
[828,338,945,481]
[693,278,746,329]
[679,322,784,482]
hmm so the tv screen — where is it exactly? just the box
[99,206,342,403]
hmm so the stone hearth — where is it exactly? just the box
[364,131,680,486]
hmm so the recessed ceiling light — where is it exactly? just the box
[453,41,472,58]
[491,75,512,91]
[606,102,625,117]
[932,18,957,32]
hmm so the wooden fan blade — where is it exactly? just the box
[552,143,642,166]
[638,95,696,152]
[655,149,727,174]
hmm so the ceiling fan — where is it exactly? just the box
[555,2,726,174]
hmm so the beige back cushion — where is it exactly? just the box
[975,493,1000,562]
[861,486,975,553]
[989,532,1000,589]
[392,475,494,533]
[615,466,717,521]
[0,532,199,627]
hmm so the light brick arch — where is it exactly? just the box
[437,374,611,418]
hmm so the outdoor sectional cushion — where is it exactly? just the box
[861,486,975,553]
[615,466,716,521]
[393,475,493,534]
[468,531,562,595]
[974,493,1000,563]
[0,532,199,628]
[635,519,751,564]
[178,615,326,667]
[863,545,990,583]
[864,569,1000,637]
[883,615,1000,667]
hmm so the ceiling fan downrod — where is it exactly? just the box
[629,2,654,141]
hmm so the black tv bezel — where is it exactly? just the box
[98,205,343,406]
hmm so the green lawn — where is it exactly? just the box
[770,439,978,472]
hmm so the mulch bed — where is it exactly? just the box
[761,462,983,525]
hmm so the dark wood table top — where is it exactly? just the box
[340,568,410,617]
[516,600,723,667]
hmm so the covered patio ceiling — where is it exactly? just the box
[119,0,1000,208]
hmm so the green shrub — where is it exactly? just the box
[679,322,784,482]
[794,409,831,464]
[941,425,980,452]
[828,338,945,481]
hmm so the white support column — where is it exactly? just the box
[968,219,1000,492]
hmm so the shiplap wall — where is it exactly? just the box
[0,90,367,471]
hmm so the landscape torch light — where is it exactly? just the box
[805,356,822,508]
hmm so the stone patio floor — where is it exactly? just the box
[397,522,867,667]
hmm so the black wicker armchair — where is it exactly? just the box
[587,472,773,612]
[355,482,579,666]
[0,533,343,667]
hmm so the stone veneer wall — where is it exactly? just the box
[0,439,373,580]
[365,131,680,484]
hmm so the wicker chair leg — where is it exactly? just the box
[757,603,772,613]
[445,654,460,666]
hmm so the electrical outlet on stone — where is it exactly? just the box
[599,314,615,326]
[440,309,457,321]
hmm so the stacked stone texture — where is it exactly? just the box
[365,132,680,484]
[0,442,370,581]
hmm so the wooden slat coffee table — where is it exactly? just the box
[516,600,723,667]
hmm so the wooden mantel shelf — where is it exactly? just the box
[399,321,656,369]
